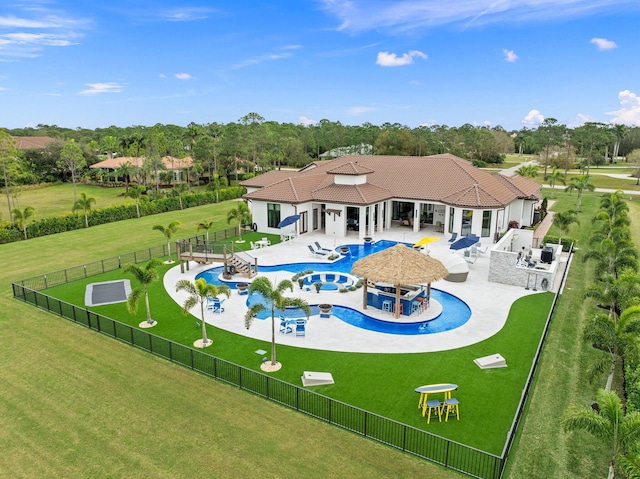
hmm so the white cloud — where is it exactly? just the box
[503,48,518,62]
[175,73,192,80]
[347,106,378,115]
[299,116,316,126]
[78,82,124,95]
[228,51,294,70]
[376,50,427,67]
[590,37,617,50]
[522,109,544,126]
[606,89,640,126]
[318,0,640,33]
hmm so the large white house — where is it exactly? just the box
[241,154,541,241]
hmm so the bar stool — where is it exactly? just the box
[382,300,392,313]
[425,399,443,424]
[396,303,404,315]
[443,397,459,421]
[416,297,427,312]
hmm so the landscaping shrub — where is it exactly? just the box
[542,235,575,252]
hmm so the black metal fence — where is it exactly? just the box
[9,233,573,479]
[11,282,503,478]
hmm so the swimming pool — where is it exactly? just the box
[195,240,471,335]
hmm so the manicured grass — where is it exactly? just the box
[44,236,553,455]
[1,202,461,478]
[505,190,633,478]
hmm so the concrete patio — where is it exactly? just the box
[166,228,563,354]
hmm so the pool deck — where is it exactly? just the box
[165,229,558,354]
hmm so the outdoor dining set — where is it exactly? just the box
[415,383,460,424]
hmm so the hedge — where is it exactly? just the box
[542,235,576,252]
[0,186,245,244]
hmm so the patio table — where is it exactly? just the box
[415,383,458,416]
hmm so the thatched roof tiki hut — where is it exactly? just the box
[351,243,448,318]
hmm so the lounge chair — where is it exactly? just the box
[261,237,271,246]
[250,241,258,250]
[307,245,326,256]
[314,241,332,253]
[448,232,458,243]
[207,297,225,313]
[279,316,293,334]
[295,319,306,337]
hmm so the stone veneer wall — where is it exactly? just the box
[488,250,554,290]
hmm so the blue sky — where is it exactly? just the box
[1,0,640,131]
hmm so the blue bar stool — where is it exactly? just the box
[425,399,443,424]
[382,300,392,313]
[443,398,459,421]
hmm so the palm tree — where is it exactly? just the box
[561,389,640,479]
[545,167,566,198]
[584,270,640,321]
[125,185,145,218]
[197,220,214,244]
[171,182,188,210]
[72,192,96,228]
[552,209,579,245]
[584,238,639,279]
[244,276,311,369]
[516,164,538,178]
[565,175,595,212]
[175,278,231,348]
[123,259,162,326]
[12,206,34,240]
[583,306,640,389]
[226,201,252,242]
[114,161,137,194]
[153,221,181,263]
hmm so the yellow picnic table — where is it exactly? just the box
[415,383,458,417]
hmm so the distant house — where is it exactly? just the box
[12,136,59,150]
[241,154,541,240]
[319,143,373,159]
[90,156,194,183]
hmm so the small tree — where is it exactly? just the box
[197,220,214,244]
[561,389,640,479]
[565,175,595,212]
[114,161,138,194]
[153,221,181,262]
[244,276,310,369]
[58,139,86,203]
[516,164,538,178]
[72,192,96,228]
[12,206,34,240]
[176,278,231,347]
[552,209,579,245]
[123,259,162,326]
[226,201,252,242]
[545,167,566,199]
[126,185,145,218]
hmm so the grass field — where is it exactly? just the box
[41,260,553,455]
[1,187,630,478]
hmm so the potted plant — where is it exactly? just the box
[297,278,305,290]
[313,281,323,293]
[236,282,249,295]
[318,303,332,318]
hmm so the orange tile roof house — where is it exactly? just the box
[12,136,60,149]
[90,156,194,183]
[241,154,541,241]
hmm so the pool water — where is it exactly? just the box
[195,240,471,336]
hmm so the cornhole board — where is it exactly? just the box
[301,371,334,387]
[474,353,507,369]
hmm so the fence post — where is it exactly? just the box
[83,264,87,278]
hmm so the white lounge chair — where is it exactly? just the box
[307,245,326,256]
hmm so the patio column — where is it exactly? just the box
[377,202,384,234]
[413,203,420,233]
[359,205,366,239]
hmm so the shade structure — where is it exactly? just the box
[277,214,300,229]
[351,243,448,318]
[413,237,440,248]
[450,234,480,250]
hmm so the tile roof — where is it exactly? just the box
[326,161,375,175]
[90,156,193,170]
[242,154,541,208]
[12,136,60,149]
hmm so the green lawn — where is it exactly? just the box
[42,261,553,454]
[1,188,625,478]
[1,200,462,479]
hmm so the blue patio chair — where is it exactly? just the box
[307,245,326,256]
[448,232,458,243]
[207,297,225,314]
[314,241,332,253]
[279,316,293,334]
[295,319,306,337]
